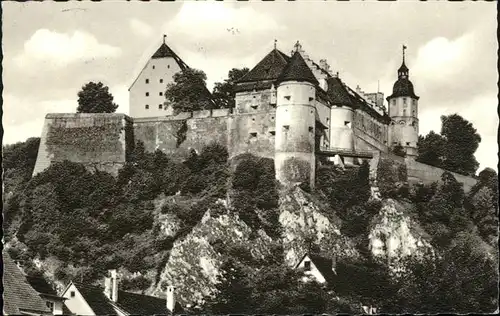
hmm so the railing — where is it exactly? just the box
[317,146,375,158]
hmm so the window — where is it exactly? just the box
[406,142,410,146]
[145,92,149,97]
[160,79,163,83]
[159,92,163,96]
[145,104,149,109]
[251,105,258,110]
[304,260,311,271]
[269,131,276,136]
[167,65,170,69]
[309,97,314,102]
[145,79,149,84]
[159,104,163,109]
[403,98,407,104]
[249,132,257,138]
[46,301,54,310]
[252,118,255,121]
[284,96,291,101]
[152,65,155,69]
[70,291,75,298]
[392,99,396,106]
[309,126,314,133]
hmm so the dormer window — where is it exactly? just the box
[249,132,257,138]
[283,125,290,131]
[309,97,314,102]
[269,131,276,136]
[284,96,291,101]
[251,105,258,110]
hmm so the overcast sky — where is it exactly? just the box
[2,1,497,172]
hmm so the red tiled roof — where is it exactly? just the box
[2,252,52,315]
[276,51,319,86]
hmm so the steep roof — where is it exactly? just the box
[115,290,183,315]
[73,283,117,315]
[296,253,336,285]
[2,252,52,315]
[26,275,64,301]
[237,49,291,83]
[326,77,355,106]
[276,51,319,85]
[151,42,189,70]
[308,254,337,285]
[71,282,183,316]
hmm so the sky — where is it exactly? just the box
[2,1,498,172]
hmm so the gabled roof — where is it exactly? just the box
[114,290,183,315]
[296,253,337,285]
[128,40,189,91]
[26,275,65,301]
[2,252,52,315]
[73,283,117,315]
[151,43,189,70]
[276,51,319,86]
[69,282,183,316]
[326,77,355,106]
[237,49,290,83]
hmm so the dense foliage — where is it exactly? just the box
[211,67,250,109]
[417,114,481,175]
[230,154,280,236]
[5,142,229,285]
[164,68,214,113]
[76,81,118,113]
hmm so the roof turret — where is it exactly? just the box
[387,45,419,100]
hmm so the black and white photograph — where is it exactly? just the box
[2,0,498,315]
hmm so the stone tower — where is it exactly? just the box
[387,45,420,157]
[275,44,319,189]
[129,35,189,118]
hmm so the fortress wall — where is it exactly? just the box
[353,110,388,149]
[235,89,276,114]
[228,111,276,160]
[32,113,132,176]
[133,110,230,159]
[405,159,477,192]
[353,126,390,153]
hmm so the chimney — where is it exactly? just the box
[105,269,119,302]
[166,285,176,314]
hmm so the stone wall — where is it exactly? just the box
[133,109,230,160]
[32,113,132,176]
[405,159,477,192]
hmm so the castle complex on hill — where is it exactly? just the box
[32,37,477,191]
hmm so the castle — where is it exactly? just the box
[32,37,477,191]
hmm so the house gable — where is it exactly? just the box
[61,282,98,316]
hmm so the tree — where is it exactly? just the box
[417,114,481,176]
[212,68,250,109]
[164,68,214,113]
[77,81,118,113]
[416,131,446,168]
[440,114,481,175]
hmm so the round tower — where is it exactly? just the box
[275,48,319,189]
[387,45,420,157]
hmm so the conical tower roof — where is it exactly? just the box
[276,51,319,85]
